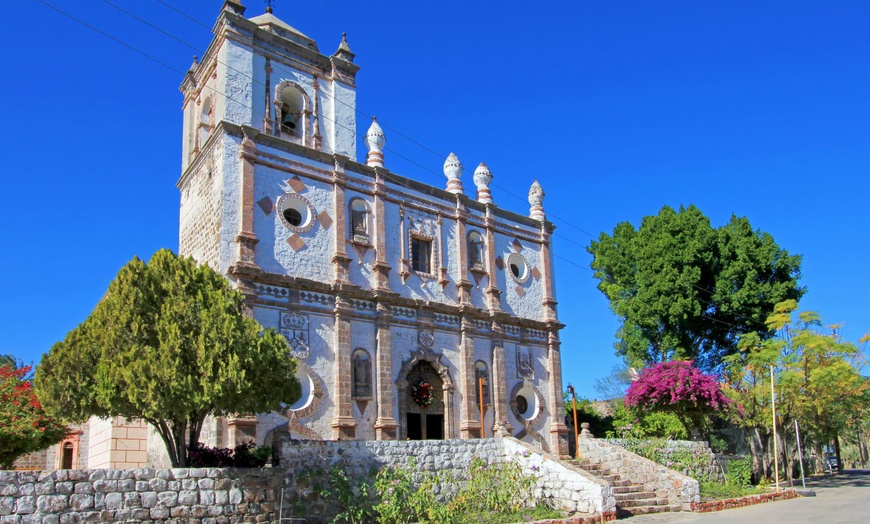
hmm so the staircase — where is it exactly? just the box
[577,461,681,518]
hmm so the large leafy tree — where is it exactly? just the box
[35,249,301,467]
[0,363,68,468]
[589,205,804,371]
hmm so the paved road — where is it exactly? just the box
[624,469,870,524]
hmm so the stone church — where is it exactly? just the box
[21,0,568,470]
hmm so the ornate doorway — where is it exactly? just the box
[397,348,454,440]
[404,361,444,440]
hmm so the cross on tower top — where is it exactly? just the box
[265,0,274,14]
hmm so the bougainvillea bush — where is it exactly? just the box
[0,365,68,468]
[625,360,733,440]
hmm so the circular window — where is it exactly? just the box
[516,395,529,416]
[506,253,530,283]
[513,385,540,421]
[286,368,315,412]
[277,193,316,233]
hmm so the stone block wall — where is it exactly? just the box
[604,439,726,483]
[278,437,615,516]
[0,467,280,523]
[577,438,700,510]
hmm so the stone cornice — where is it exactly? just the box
[228,263,563,332]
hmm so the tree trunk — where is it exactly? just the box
[834,432,844,473]
[750,427,768,483]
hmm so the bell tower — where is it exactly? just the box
[179,0,359,173]
[178,1,360,271]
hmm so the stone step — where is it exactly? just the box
[609,479,633,487]
[618,504,681,516]
[617,497,670,508]
[612,485,643,494]
[613,491,656,501]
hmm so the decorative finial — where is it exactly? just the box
[443,153,464,195]
[333,32,355,62]
[528,180,545,221]
[473,162,493,204]
[365,116,386,168]
[265,0,274,14]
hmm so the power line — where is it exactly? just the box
[39,0,783,334]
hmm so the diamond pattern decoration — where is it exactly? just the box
[257,196,274,215]
[286,176,306,193]
[317,210,333,229]
[287,234,306,252]
[515,285,526,298]
[495,256,504,270]
[532,266,541,281]
[511,238,523,252]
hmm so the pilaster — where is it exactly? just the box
[539,225,558,322]
[455,199,473,304]
[236,126,259,268]
[331,157,352,285]
[547,329,569,456]
[373,303,398,439]
[372,171,392,292]
[458,316,480,438]
[331,295,356,439]
[490,321,512,437]
[484,205,502,312]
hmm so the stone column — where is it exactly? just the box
[539,224,558,322]
[458,316,480,439]
[547,329,569,456]
[236,127,260,269]
[455,200,472,304]
[372,171,392,292]
[490,321,512,437]
[331,295,356,439]
[373,303,398,439]
[331,157,352,285]
[263,58,273,134]
[483,206,502,312]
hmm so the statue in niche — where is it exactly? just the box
[352,348,372,398]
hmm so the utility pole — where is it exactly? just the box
[567,383,579,459]
[771,365,780,492]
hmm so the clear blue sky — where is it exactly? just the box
[1,1,867,399]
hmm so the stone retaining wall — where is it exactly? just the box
[577,439,700,510]
[605,439,726,483]
[0,467,279,523]
[0,438,622,523]
[278,437,615,517]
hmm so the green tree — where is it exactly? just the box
[588,205,803,371]
[725,300,869,480]
[0,363,68,468]
[35,249,301,467]
[607,399,688,440]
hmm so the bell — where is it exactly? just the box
[281,112,297,130]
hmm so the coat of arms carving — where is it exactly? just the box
[516,347,534,379]
[280,311,310,359]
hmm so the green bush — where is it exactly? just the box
[726,456,752,488]
[700,481,763,500]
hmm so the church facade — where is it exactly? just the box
[19,0,569,470]
[177,1,568,455]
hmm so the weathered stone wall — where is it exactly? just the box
[0,467,279,523]
[577,438,700,510]
[278,437,615,517]
[604,439,726,483]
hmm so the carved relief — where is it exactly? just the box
[280,311,310,359]
[516,347,534,379]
